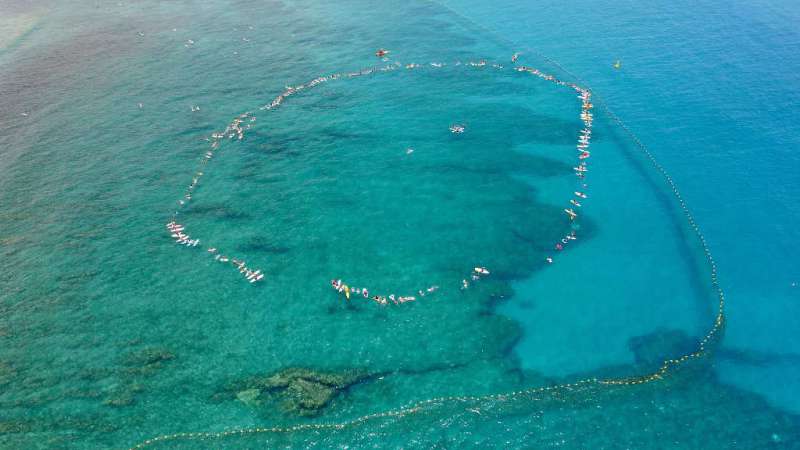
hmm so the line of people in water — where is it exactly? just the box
[207,247,264,282]
[166,221,199,247]
[331,266,491,305]
[164,110,261,281]
[461,266,490,290]
[166,222,265,283]
[331,278,423,306]
[550,87,594,263]
[504,59,596,264]
[164,53,594,292]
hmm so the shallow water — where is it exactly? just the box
[0,0,798,448]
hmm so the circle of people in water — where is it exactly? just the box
[164,49,594,307]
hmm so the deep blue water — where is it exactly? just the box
[0,0,798,448]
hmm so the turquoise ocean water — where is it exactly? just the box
[0,0,798,448]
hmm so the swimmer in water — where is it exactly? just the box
[546,257,553,263]
[375,48,389,58]
[564,208,578,220]
[449,124,465,133]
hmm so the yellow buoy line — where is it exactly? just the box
[132,52,726,448]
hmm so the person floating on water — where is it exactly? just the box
[449,124,465,133]
[375,48,389,58]
[474,267,490,275]
[613,60,622,69]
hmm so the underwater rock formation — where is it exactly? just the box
[0,362,16,387]
[121,347,175,376]
[100,348,174,407]
[223,367,374,416]
[103,382,144,408]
